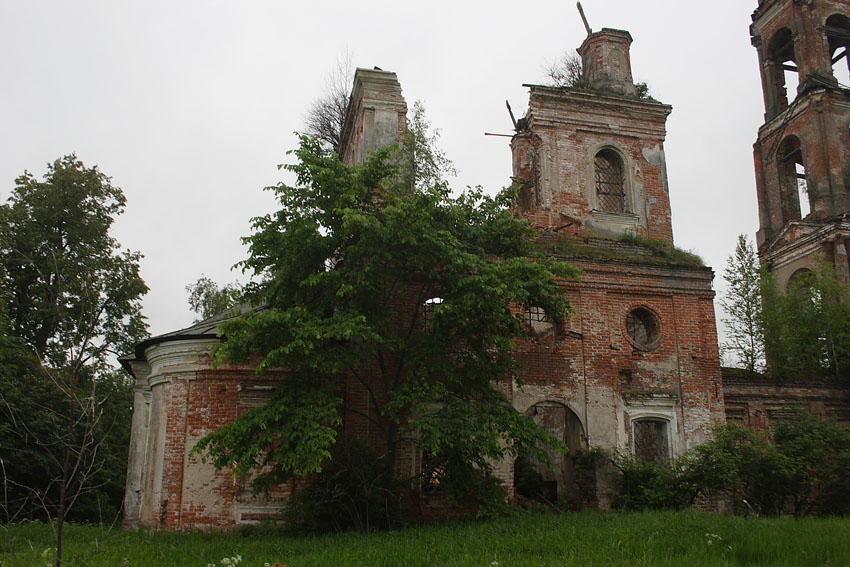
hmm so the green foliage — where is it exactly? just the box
[612,453,699,512]
[604,410,850,517]
[0,154,148,372]
[686,411,850,517]
[192,381,342,494]
[5,512,850,566]
[720,235,765,373]
[773,409,850,516]
[195,119,577,516]
[761,260,850,382]
[634,82,651,99]
[282,435,402,533]
[0,155,147,528]
[420,450,509,518]
[185,276,242,322]
[616,231,704,267]
[687,424,793,516]
[544,52,653,100]
[720,236,850,382]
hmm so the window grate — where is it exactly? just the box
[595,152,625,213]
[525,305,548,327]
[634,420,668,466]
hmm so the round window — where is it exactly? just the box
[626,307,660,350]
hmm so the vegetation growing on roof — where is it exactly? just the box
[543,53,654,101]
[530,231,705,268]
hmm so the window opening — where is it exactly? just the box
[633,419,669,466]
[778,136,808,220]
[626,307,660,350]
[423,297,443,326]
[826,15,850,87]
[768,28,798,109]
[420,452,443,494]
[524,305,547,326]
[594,149,626,213]
[796,163,810,217]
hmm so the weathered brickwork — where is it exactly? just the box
[724,374,850,429]
[751,0,850,287]
[734,0,850,429]
[123,5,850,528]
[122,35,725,529]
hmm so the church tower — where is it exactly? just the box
[511,28,674,243]
[506,26,724,507]
[751,0,850,287]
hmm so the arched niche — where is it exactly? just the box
[513,401,587,505]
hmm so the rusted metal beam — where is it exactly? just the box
[506,100,517,129]
[577,2,592,36]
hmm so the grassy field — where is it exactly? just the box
[2,511,848,567]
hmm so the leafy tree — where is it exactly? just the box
[194,128,577,522]
[0,155,148,371]
[186,275,242,322]
[0,155,147,564]
[720,234,765,373]
[774,409,850,516]
[762,260,850,382]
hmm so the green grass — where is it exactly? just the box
[530,233,705,268]
[2,511,849,566]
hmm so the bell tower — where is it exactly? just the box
[751,0,850,286]
[511,27,674,242]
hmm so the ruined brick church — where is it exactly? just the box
[121,0,850,529]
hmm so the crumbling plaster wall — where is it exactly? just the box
[125,338,290,530]
[493,257,723,508]
[513,87,674,243]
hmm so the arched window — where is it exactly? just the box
[594,149,626,213]
[768,28,798,110]
[633,419,669,466]
[787,268,816,298]
[826,14,850,86]
[777,136,809,220]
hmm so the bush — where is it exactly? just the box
[282,435,403,533]
[421,450,510,518]
[612,453,698,511]
[687,424,793,516]
[774,410,850,516]
[606,411,850,517]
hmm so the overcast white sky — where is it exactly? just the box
[1,1,765,348]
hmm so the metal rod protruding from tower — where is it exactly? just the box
[577,2,592,36]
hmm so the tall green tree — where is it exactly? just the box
[0,155,147,564]
[185,275,242,322]
[720,234,765,373]
[0,155,148,371]
[762,260,850,382]
[194,132,577,518]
